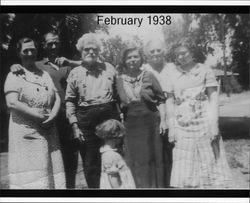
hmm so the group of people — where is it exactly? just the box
[4,31,232,189]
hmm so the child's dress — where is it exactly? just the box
[100,145,136,189]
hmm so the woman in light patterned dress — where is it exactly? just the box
[4,38,66,189]
[165,44,232,188]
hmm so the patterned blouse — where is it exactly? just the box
[165,63,218,136]
[4,68,57,128]
[116,70,166,107]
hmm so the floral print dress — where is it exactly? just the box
[165,63,232,188]
[4,68,66,189]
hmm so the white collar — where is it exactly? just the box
[100,145,117,154]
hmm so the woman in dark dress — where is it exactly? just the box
[116,45,167,188]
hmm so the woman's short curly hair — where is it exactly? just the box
[172,39,206,64]
[117,45,144,75]
[143,38,167,58]
[76,33,101,52]
[95,119,125,140]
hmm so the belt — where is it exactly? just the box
[77,101,115,111]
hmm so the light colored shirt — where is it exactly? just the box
[143,62,176,93]
[65,62,116,124]
[165,63,218,95]
[165,63,218,135]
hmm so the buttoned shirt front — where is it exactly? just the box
[65,62,116,124]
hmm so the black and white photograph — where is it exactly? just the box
[0,7,249,195]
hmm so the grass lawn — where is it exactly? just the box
[224,139,250,188]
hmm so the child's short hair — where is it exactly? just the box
[95,119,125,139]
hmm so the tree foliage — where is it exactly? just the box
[229,14,250,89]
[98,33,143,66]
[1,13,249,88]
[0,14,101,61]
[162,13,249,89]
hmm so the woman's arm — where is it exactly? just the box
[207,86,221,160]
[158,102,167,135]
[52,91,61,116]
[146,71,167,134]
[6,92,47,122]
[43,91,61,125]
[116,76,129,108]
[207,86,219,139]
[105,163,122,188]
[166,94,175,143]
[108,173,121,188]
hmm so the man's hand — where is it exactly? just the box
[55,57,70,67]
[10,64,25,75]
[72,123,85,143]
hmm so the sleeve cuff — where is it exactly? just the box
[68,116,78,125]
[206,82,218,87]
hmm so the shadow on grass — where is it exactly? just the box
[219,117,250,140]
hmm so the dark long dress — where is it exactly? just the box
[117,70,166,188]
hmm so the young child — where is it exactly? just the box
[95,119,136,189]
